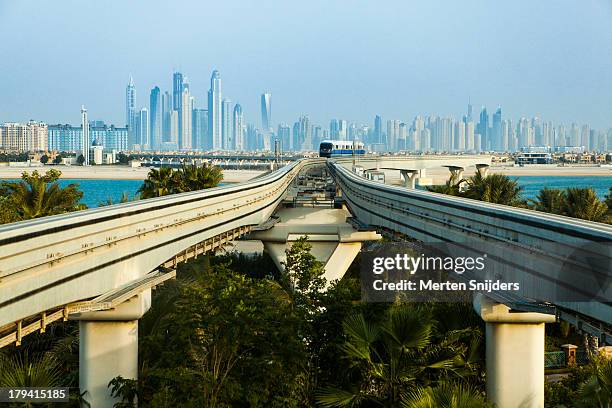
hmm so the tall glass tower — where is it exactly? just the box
[221,98,232,150]
[81,105,90,165]
[150,86,161,150]
[260,93,272,131]
[125,76,136,148]
[172,72,183,112]
[233,103,245,151]
[207,70,222,150]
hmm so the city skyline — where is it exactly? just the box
[1,1,611,128]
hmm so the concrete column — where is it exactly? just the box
[79,320,138,407]
[474,294,556,408]
[446,165,464,181]
[71,291,151,408]
[476,163,490,177]
[400,170,419,189]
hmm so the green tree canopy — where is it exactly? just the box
[462,172,524,206]
[138,164,223,199]
[562,187,609,223]
[0,169,85,224]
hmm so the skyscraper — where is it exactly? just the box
[162,91,171,143]
[221,98,232,150]
[172,72,183,113]
[125,76,137,148]
[150,86,161,150]
[277,124,291,151]
[338,120,348,141]
[192,109,208,150]
[233,103,245,151]
[173,72,183,142]
[478,107,489,150]
[81,106,90,165]
[374,115,383,144]
[208,70,222,150]
[492,107,502,151]
[169,110,179,149]
[330,119,339,138]
[138,107,149,149]
[180,89,193,150]
[261,93,272,131]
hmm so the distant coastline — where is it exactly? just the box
[0,165,265,183]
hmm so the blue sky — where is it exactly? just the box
[1,0,611,128]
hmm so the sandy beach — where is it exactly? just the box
[0,165,266,183]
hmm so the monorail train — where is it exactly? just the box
[319,140,366,158]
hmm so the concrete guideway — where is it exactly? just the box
[0,159,324,330]
[328,159,612,408]
[1,155,611,407]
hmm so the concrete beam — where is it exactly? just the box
[474,294,556,408]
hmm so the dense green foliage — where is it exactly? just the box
[431,172,612,223]
[545,357,612,408]
[0,169,85,224]
[427,172,524,206]
[138,164,223,199]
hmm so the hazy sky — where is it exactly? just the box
[1,0,611,128]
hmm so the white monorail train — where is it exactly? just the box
[319,140,366,158]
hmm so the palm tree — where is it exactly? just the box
[530,187,565,215]
[0,169,84,222]
[315,305,479,407]
[426,175,463,196]
[99,192,135,207]
[138,167,180,199]
[178,164,223,192]
[574,358,612,408]
[400,383,491,408]
[0,353,61,389]
[562,187,609,223]
[138,165,223,199]
[462,172,524,206]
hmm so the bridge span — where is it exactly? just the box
[0,155,610,408]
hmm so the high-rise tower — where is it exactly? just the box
[125,76,136,148]
[492,107,502,151]
[207,70,222,150]
[233,103,245,151]
[180,88,193,150]
[221,98,232,150]
[81,105,90,165]
[172,72,183,112]
[261,93,272,131]
[150,86,162,150]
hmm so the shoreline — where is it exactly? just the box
[0,165,266,183]
[1,164,612,184]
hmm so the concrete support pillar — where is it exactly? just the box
[476,163,490,177]
[446,165,464,181]
[474,294,556,408]
[79,320,138,407]
[71,291,151,408]
[400,170,419,189]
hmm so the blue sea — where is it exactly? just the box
[3,176,612,208]
[515,176,612,200]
